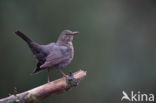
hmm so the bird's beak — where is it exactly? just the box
[72,31,79,35]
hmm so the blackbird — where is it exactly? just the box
[15,30,78,82]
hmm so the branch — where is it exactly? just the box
[0,70,87,103]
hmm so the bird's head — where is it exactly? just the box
[57,30,78,44]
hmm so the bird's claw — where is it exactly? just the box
[65,72,80,91]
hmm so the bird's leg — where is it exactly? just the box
[48,68,50,83]
[58,69,67,78]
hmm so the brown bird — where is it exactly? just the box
[15,30,78,82]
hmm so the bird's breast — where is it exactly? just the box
[56,44,74,69]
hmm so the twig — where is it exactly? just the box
[0,70,86,103]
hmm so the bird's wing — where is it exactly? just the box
[40,46,70,69]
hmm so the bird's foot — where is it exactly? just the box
[65,72,80,91]
[47,80,50,83]
[63,74,68,79]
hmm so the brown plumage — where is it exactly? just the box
[15,30,78,82]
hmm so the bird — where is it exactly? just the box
[14,30,78,82]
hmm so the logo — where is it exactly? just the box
[121,91,154,102]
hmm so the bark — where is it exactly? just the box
[0,70,86,103]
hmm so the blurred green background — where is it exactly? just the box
[0,0,156,103]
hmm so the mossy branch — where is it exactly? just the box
[0,70,86,103]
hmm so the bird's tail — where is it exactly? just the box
[15,30,44,58]
[32,61,45,74]
[15,30,33,44]
[32,67,41,74]
[32,67,46,74]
